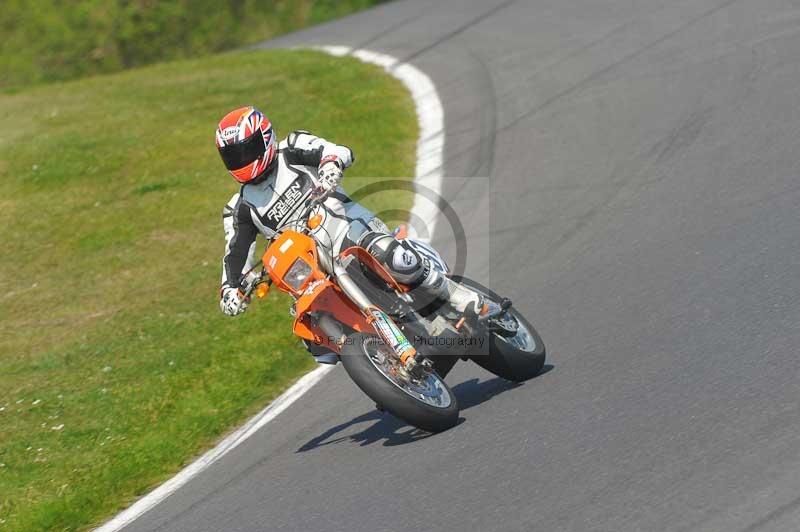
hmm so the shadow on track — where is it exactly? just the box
[297,364,554,452]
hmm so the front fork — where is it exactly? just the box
[333,257,424,371]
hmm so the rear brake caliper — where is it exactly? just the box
[482,298,518,336]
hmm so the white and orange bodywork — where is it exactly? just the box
[261,229,417,360]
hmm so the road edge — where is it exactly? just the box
[94,45,444,532]
[316,46,445,240]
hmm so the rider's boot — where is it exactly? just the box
[360,232,485,314]
[416,265,483,313]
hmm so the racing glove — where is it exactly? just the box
[220,286,250,316]
[317,155,343,196]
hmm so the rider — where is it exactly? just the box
[215,106,483,352]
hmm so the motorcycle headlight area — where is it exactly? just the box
[285,258,313,291]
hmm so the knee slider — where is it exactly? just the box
[358,232,393,260]
[384,239,428,287]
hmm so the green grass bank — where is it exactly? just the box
[0,48,416,531]
[1,0,387,89]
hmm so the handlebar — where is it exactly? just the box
[298,187,330,220]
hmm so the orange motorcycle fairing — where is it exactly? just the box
[292,279,372,354]
[263,234,406,354]
[262,230,326,297]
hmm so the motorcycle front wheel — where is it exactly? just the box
[340,333,459,432]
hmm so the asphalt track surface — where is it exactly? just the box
[125,2,800,531]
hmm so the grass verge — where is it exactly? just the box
[0,48,416,531]
[0,0,388,89]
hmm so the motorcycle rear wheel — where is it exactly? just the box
[450,275,547,382]
[340,333,459,432]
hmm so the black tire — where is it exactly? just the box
[450,275,547,382]
[340,333,459,432]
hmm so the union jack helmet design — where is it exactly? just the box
[215,106,277,184]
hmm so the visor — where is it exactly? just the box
[218,129,266,171]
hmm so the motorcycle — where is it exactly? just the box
[239,193,546,432]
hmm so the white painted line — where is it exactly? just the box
[95,46,445,531]
[95,364,334,532]
[317,45,445,242]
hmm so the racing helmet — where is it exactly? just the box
[215,106,277,184]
